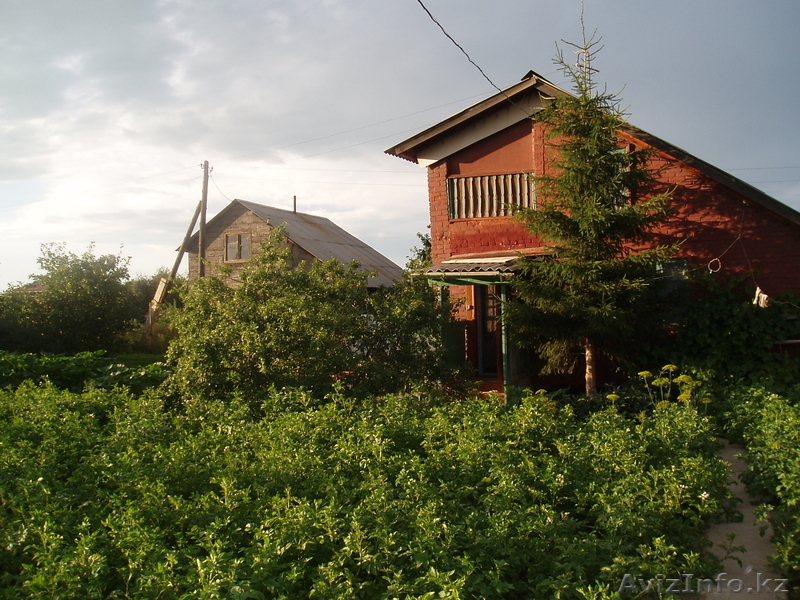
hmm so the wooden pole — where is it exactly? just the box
[144,199,203,336]
[198,160,209,277]
[171,201,202,282]
[584,337,596,397]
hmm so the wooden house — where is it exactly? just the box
[385,71,800,395]
[185,199,403,288]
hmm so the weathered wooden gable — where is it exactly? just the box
[185,202,314,284]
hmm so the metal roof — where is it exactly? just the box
[425,250,549,282]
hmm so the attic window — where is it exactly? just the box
[447,173,535,219]
[225,233,251,261]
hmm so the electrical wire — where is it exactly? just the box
[412,0,502,95]
[209,174,232,202]
[411,0,533,117]
[210,175,425,188]
[224,91,490,162]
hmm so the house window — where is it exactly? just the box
[225,233,250,261]
[447,173,535,219]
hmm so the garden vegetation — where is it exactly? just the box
[0,382,731,599]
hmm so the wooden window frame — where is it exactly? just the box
[225,233,251,262]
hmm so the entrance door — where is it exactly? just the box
[476,284,501,378]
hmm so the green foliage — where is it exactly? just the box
[405,232,433,272]
[0,350,169,393]
[598,364,712,418]
[658,274,800,395]
[0,383,729,599]
[507,33,676,393]
[0,243,141,354]
[728,388,800,588]
[124,267,173,320]
[165,229,455,401]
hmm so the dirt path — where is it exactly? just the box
[700,440,788,599]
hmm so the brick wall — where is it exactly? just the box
[428,161,452,264]
[426,121,800,297]
[637,152,800,297]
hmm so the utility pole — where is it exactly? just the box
[144,160,211,346]
[198,160,209,277]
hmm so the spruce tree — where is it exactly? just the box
[506,32,677,395]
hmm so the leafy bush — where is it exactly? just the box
[729,388,800,588]
[0,244,142,354]
[0,350,169,393]
[651,275,800,394]
[0,384,730,599]
[164,229,458,402]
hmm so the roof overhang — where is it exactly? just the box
[385,71,568,166]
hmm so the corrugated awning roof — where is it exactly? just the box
[425,249,548,282]
[426,257,519,276]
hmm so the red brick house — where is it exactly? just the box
[385,71,800,395]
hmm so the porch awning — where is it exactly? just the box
[425,249,548,286]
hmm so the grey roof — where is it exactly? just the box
[237,200,403,287]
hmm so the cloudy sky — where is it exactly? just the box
[1,0,798,287]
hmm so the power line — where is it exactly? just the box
[225,91,490,162]
[210,175,425,188]
[750,179,800,184]
[413,0,503,95]
[727,165,800,171]
[0,176,203,213]
[209,174,233,201]
[411,0,533,118]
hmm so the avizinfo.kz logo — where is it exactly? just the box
[618,569,789,595]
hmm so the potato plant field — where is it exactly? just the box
[729,386,800,592]
[0,381,732,599]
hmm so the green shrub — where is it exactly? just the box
[651,275,800,395]
[0,350,169,393]
[0,243,142,354]
[729,388,800,588]
[164,229,459,402]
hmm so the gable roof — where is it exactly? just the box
[191,199,404,288]
[385,71,800,227]
[386,71,560,167]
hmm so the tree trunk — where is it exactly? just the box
[584,337,597,397]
